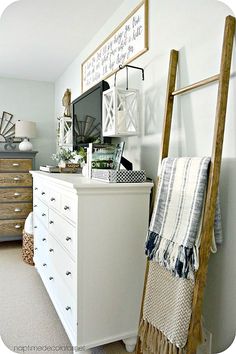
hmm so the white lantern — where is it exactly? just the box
[102,87,139,137]
[58,116,72,147]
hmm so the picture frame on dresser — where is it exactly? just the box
[0,151,38,242]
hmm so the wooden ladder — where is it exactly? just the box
[136,15,235,354]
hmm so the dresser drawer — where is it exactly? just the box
[33,182,48,204]
[0,173,32,187]
[48,209,76,259]
[0,188,32,202]
[33,198,48,228]
[48,189,61,212]
[0,202,32,219]
[46,263,77,337]
[46,233,76,295]
[0,219,24,236]
[61,194,77,222]
[0,159,32,172]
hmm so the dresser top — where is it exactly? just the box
[30,170,153,191]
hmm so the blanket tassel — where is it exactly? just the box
[139,319,186,354]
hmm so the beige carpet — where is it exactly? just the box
[0,242,129,354]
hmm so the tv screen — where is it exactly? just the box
[72,80,110,150]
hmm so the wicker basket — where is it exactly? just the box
[22,230,34,266]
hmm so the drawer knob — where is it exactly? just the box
[49,248,54,252]
[33,204,37,207]
[49,277,54,280]
[35,247,38,251]
[49,220,54,224]
[65,306,71,311]
[34,226,37,229]
[42,238,46,241]
[66,237,71,241]
[43,263,47,267]
[14,177,21,181]
[34,187,38,190]
[41,192,46,195]
[42,213,46,216]
[64,205,70,210]
[50,197,55,202]
[12,163,19,167]
[14,208,21,212]
[14,192,21,196]
[66,271,71,276]
[14,224,21,229]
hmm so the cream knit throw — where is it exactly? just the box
[139,261,195,353]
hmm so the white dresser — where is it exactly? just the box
[31,171,153,353]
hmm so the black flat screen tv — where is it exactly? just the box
[72,80,110,150]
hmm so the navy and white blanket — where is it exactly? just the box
[145,157,222,279]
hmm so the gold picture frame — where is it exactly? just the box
[81,0,149,92]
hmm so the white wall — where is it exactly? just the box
[0,77,55,168]
[55,0,236,351]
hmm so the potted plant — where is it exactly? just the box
[51,147,87,168]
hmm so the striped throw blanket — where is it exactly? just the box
[145,157,222,279]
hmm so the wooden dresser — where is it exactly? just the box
[31,171,153,353]
[0,151,37,242]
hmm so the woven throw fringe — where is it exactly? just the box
[139,319,186,354]
[145,232,197,279]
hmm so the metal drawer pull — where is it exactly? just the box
[66,237,71,241]
[35,247,38,251]
[14,192,21,196]
[33,204,37,207]
[50,197,55,201]
[49,277,54,280]
[42,213,46,216]
[66,271,71,276]
[12,163,19,166]
[14,208,21,212]
[14,177,21,181]
[34,187,38,190]
[65,306,71,311]
[49,248,54,252]
[41,192,46,195]
[34,226,37,229]
[43,263,47,267]
[14,224,21,229]
[42,238,46,241]
[49,220,54,224]
[64,205,70,210]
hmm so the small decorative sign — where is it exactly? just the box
[82,0,148,92]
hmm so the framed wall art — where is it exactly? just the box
[81,0,148,92]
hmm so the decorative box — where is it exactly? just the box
[92,169,146,183]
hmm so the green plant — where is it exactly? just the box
[51,147,87,164]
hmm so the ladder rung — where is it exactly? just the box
[172,74,220,96]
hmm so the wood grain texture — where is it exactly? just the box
[0,173,32,187]
[187,15,236,354]
[0,219,25,237]
[172,74,219,96]
[136,49,179,354]
[0,188,32,203]
[0,202,32,219]
[0,159,32,172]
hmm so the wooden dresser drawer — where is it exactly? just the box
[0,188,32,202]
[0,219,24,236]
[0,173,32,187]
[0,159,32,172]
[0,202,32,219]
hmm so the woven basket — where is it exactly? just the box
[22,230,34,266]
